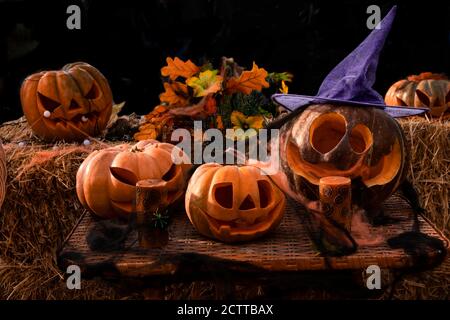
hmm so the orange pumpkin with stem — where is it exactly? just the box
[385,72,450,117]
[76,140,191,219]
[20,62,113,141]
[185,163,286,243]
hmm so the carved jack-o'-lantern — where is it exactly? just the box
[76,140,192,219]
[185,163,286,242]
[385,72,450,117]
[20,62,113,141]
[279,104,408,212]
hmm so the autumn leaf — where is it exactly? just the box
[169,95,212,119]
[279,80,289,94]
[154,105,167,113]
[159,82,189,107]
[186,70,223,97]
[161,57,200,80]
[134,123,159,141]
[144,105,166,121]
[106,101,126,129]
[225,63,270,95]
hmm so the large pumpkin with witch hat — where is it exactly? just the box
[278,104,408,212]
[271,6,420,216]
[20,62,113,141]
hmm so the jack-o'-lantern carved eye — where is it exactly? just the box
[38,92,60,112]
[258,180,272,208]
[214,183,233,209]
[395,97,408,106]
[349,124,372,154]
[110,167,138,186]
[162,164,177,182]
[85,84,99,100]
[416,89,430,106]
[310,113,346,154]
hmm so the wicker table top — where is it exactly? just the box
[58,195,449,278]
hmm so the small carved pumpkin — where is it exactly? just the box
[185,163,286,242]
[385,72,450,117]
[0,141,6,210]
[279,104,408,213]
[76,140,192,219]
[20,62,113,141]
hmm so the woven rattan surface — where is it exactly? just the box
[59,195,449,277]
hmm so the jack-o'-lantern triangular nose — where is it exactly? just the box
[239,195,256,210]
[69,99,82,110]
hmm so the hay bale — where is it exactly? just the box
[398,117,449,236]
[0,117,34,144]
[0,138,122,299]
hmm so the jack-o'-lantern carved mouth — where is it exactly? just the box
[286,112,402,188]
[44,111,101,126]
[192,203,283,237]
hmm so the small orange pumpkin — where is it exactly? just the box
[20,62,113,141]
[185,163,286,242]
[76,140,191,219]
[385,72,450,117]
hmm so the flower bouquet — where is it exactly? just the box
[134,56,292,142]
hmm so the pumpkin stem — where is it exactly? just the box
[131,146,143,153]
[407,72,448,82]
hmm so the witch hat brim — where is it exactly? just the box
[272,6,429,119]
[272,94,428,118]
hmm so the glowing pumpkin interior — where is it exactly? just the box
[286,112,401,188]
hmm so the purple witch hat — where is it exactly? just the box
[272,6,428,119]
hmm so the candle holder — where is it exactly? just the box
[135,179,169,248]
[319,176,352,232]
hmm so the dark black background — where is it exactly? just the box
[0,0,449,122]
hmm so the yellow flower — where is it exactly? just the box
[228,111,264,140]
[186,70,223,97]
[279,80,289,94]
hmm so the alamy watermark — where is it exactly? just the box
[66,265,81,290]
[366,5,381,30]
[169,121,281,175]
[366,265,381,289]
[66,5,81,30]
